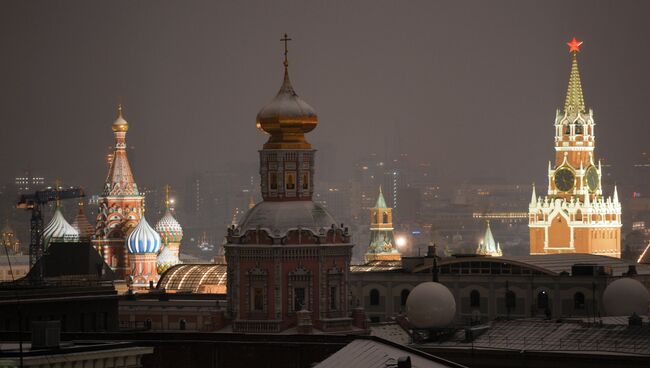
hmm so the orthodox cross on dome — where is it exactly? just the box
[164,185,171,210]
[281,33,292,67]
[567,37,583,53]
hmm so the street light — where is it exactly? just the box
[395,235,407,248]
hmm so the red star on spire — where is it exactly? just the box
[567,37,583,53]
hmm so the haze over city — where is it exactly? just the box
[1,0,649,190]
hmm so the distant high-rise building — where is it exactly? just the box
[529,39,621,257]
[14,171,45,194]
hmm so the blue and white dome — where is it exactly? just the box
[43,207,79,248]
[126,216,161,254]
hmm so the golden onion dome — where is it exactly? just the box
[256,65,318,150]
[112,104,129,132]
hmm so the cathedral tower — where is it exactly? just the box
[94,105,145,278]
[225,35,354,333]
[529,39,621,257]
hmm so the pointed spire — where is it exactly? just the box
[564,38,586,115]
[531,183,537,206]
[613,185,619,203]
[584,189,590,206]
[375,186,388,208]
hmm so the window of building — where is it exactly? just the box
[253,287,264,311]
[470,290,481,308]
[330,286,338,310]
[180,319,187,330]
[506,290,516,309]
[382,212,388,224]
[270,172,278,190]
[537,290,549,309]
[574,292,585,310]
[400,289,410,306]
[370,289,380,306]
[294,287,306,311]
[285,172,296,190]
[301,172,309,190]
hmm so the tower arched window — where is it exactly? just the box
[470,290,480,308]
[537,290,549,309]
[574,292,585,310]
[400,289,410,306]
[382,212,388,224]
[370,289,380,306]
[575,124,583,135]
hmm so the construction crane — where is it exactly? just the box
[16,187,85,275]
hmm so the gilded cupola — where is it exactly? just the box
[255,34,318,150]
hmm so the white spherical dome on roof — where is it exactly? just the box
[126,216,161,254]
[406,282,456,329]
[603,278,650,316]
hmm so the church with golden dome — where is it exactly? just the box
[529,39,622,258]
[224,35,356,333]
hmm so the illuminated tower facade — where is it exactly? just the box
[365,186,400,262]
[476,221,502,257]
[225,35,354,333]
[529,39,621,258]
[94,105,144,278]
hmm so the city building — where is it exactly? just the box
[224,36,356,333]
[350,252,650,323]
[476,221,502,257]
[94,105,144,279]
[529,39,621,257]
[1,220,21,254]
[14,171,45,194]
[366,186,400,262]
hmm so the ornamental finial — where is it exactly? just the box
[567,37,583,53]
[281,33,292,68]
[164,185,171,210]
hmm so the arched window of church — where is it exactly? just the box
[575,124,583,135]
[574,292,585,310]
[286,172,295,190]
[370,289,380,306]
[382,212,388,224]
[374,211,378,224]
[301,172,309,190]
[537,290,549,309]
[470,290,481,308]
[400,289,410,306]
[564,124,570,135]
[269,173,278,190]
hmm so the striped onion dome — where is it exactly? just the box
[71,202,95,238]
[126,215,161,254]
[43,207,79,248]
[156,244,179,274]
[155,209,183,243]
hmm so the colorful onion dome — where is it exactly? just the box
[112,104,129,132]
[156,244,179,274]
[126,215,161,254]
[43,207,79,247]
[155,209,183,243]
[71,200,95,238]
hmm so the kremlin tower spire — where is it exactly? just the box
[366,186,400,261]
[529,38,621,258]
[564,38,586,115]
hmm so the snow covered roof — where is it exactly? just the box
[237,200,338,237]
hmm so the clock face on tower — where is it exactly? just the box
[554,167,575,192]
[585,165,599,192]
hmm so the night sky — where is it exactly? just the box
[1,0,649,192]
